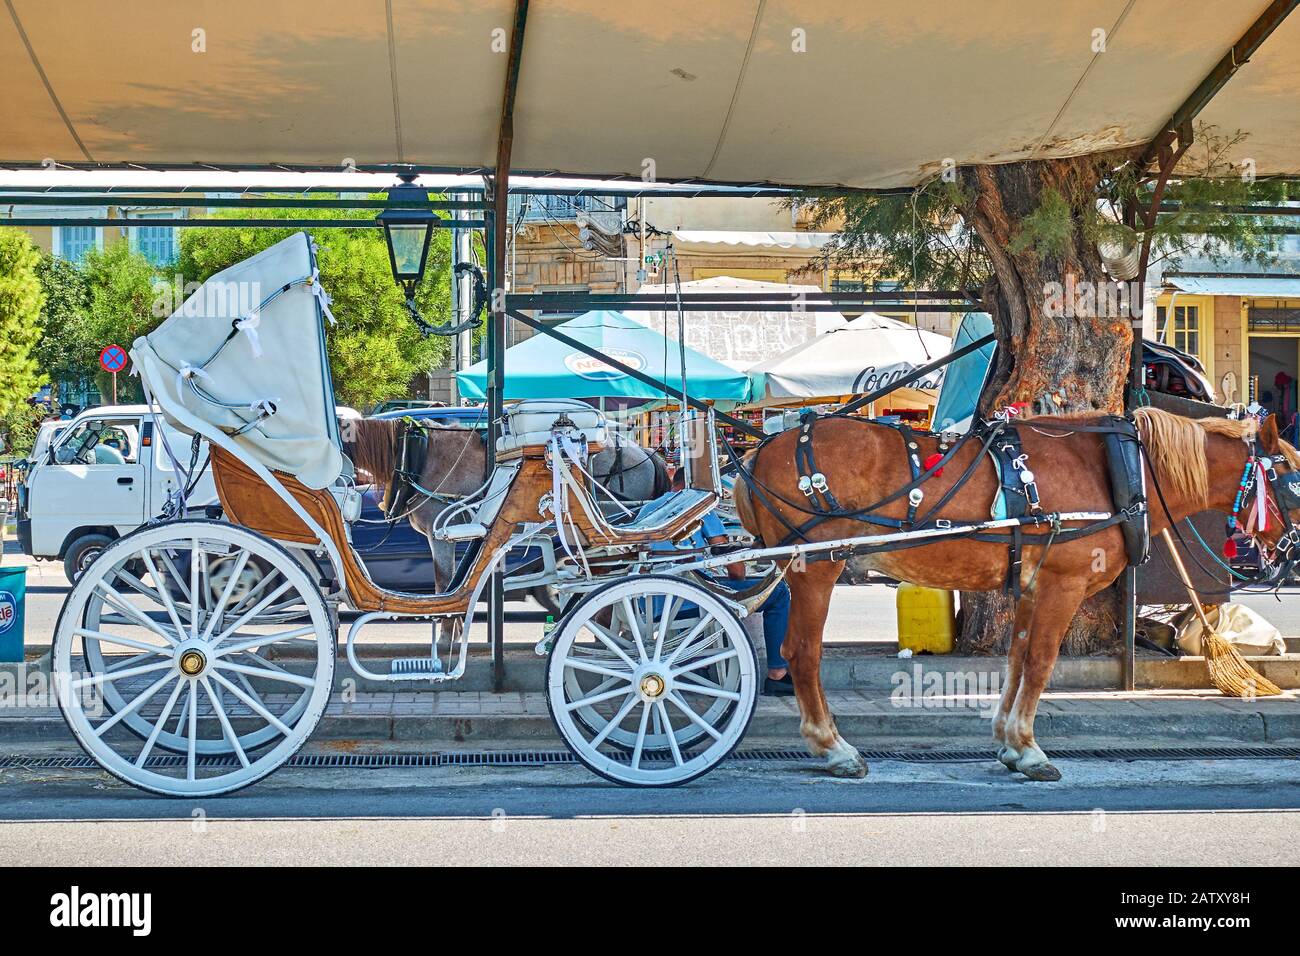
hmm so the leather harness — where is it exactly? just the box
[738,411,1153,600]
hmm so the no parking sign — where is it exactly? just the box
[99,344,127,404]
[99,344,128,374]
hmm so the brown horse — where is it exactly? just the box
[735,407,1298,781]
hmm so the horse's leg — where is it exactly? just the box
[993,594,1036,770]
[784,559,866,778]
[429,532,461,647]
[412,502,461,651]
[1005,577,1086,781]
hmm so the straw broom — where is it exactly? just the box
[1160,529,1282,698]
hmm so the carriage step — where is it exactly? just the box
[390,657,444,677]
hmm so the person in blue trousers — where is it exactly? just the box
[638,469,793,696]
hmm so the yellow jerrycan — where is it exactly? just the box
[895,583,956,654]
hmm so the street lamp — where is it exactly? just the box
[379,174,485,337]
[379,174,438,305]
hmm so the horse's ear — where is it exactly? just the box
[1260,414,1281,455]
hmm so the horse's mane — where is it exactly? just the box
[1132,406,1256,506]
[344,418,399,494]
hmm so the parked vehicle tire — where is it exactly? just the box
[52,519,335,797]
[63,533,114,584]
[546,575,758,787]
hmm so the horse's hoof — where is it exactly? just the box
[828,754,869,778]
[1018,761,1062,782]
[996,746,1019,770]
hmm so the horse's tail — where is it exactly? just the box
[343,417,400,498]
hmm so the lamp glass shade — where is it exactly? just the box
[385,221,430,282]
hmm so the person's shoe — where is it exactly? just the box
[764,672,795,696]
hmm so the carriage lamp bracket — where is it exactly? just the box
[402,263,488,338]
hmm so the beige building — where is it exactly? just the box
[1,200,189,266]
[1149,239,1300,432]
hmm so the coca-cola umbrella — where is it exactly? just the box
[745,312,950,408]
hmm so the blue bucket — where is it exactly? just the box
[0,566,27,663]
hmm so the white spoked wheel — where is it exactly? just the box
[53,519,335,797]
[547,575,758,787]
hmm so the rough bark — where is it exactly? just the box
[954,154,1135,655]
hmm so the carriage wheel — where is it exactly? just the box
[559,585,744,753]
[546,575,758,787]
[53,520,335,797]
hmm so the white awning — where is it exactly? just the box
[3,2,1297,188]
[670,230,834,251]
[1166,275,1300,297]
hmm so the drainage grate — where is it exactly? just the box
[2,745,1298,772]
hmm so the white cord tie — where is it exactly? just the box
[235,310,263,357]
[176,362,215,395]
[309,268,336,325]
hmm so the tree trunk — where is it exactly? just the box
[954,154,1134,655]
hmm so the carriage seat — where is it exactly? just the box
[496,399,608,457]
[614,488,715,533]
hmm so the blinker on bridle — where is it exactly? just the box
[1225,436,1300,575]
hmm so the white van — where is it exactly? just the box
[17,405,218,581]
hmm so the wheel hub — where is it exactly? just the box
[177,646,208,677]
[638,671,667,701]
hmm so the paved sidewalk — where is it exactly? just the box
[4,687,1298,747]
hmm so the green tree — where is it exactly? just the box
[32,252,95,405]
[0,229,46,429]
[81,242,163,402]
[795,125,1294,654]
[176,199,453,409]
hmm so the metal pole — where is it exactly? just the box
[453,192,474,403]
[486,0,528,694]
[486,200,506,692]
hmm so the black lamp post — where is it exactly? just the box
[379,173,438,309]
[379,173,486,337]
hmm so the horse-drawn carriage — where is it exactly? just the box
[52,232,1300,795]
[51,233,769,795]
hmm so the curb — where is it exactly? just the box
[5,696,1298,747]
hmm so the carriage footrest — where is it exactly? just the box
[390,657,444,677]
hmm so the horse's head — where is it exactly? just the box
[1242,414,1300,565]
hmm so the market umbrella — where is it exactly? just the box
[745,312,950,408]
[457,310,751,403]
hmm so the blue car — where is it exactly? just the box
[307,484,561,612]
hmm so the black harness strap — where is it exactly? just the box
[794,412,843,513]
[898,424,925,527]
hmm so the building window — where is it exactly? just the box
[128,212,181,265]
[55,226,100,263]
[873,279,905,305]
[829,276,865,292]
[1156,304,1200,357]
[508,194,623,223]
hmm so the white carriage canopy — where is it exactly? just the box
[130,232,346,490]
[3,2,1300,188]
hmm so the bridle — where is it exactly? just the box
[1144,418,1300,589]
[1225,435,1300,579]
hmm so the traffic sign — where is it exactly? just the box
[99,344,128,373]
